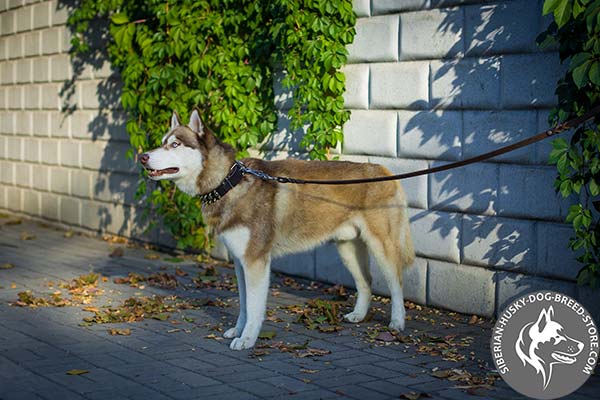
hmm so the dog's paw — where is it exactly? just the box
[344,311,366,323]
[230,336,256,351]
[223,327,241,339]
[389,318,405,331]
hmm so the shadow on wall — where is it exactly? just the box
[397,2,576,286]
[57,0,150,241]
[259,71,308,160]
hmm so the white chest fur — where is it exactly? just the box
[219,227,250,261]
[175,174,200,196]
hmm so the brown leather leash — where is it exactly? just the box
[239,105,600,185]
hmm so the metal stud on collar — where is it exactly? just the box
[200,191,222,205]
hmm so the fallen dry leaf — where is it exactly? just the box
[13,291,68,308]
[468,315,479,325]
[258,331,276,340]
[300,369,319,374]
[375,331,396,342]
[144,253,161,260]
[175,268,188,277]
[63,231,74,238]
[1,263,14,269]
[108,328,131,336]
[151,313,170,321]
[322,284,348,300]
[109,247,125,258]
[20,232,36,240]
[296,348,331,358]
[249,349,270,358]
[66,369,89,375]
[102,235,128,244]
[114,272,179,289]
[431,370,452,379]
[82,296,202,325]
[60,273,103,304]
[282,276,302,290]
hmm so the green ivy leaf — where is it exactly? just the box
[573,0,585,18]
[111,13,129,25]
[589,61,600,85]
[543,0,563,15]
[554,0,573,27]
[569,52,591,70]
[572,60,591,88]
[590,179,600,196]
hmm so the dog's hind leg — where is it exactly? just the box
[364,230,407,331]
[336,239,372,323]
[372,248,406,331]
[230,256,271,350]
[223,258,246,339]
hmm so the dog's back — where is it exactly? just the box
[238,158,414,272]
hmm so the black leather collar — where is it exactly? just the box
[198,161,246,205]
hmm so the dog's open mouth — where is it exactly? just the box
[552,351,577,364]
[146,167,180,177]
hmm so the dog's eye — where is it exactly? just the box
[171,142,179,148]
[554,336,564,344]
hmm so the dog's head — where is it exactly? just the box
[140,110,206,182]
[515,306,584,389]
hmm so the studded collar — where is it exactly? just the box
[198,161,246,205]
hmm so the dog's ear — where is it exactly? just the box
[535,307,552,333]
[171,111,182,130]
[188,108,204,136]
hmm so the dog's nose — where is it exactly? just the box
[140,153,149,165]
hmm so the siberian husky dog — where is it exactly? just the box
[141,109,415,350]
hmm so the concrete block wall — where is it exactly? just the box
[1,0,597,320]
[0,0,160,244]
[263,0,598,319]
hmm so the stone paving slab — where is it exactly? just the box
[0,217,598,400]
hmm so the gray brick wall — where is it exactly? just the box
[0,0,150,243]
[0,0,593,318]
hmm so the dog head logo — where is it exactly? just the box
[515,305,584,390]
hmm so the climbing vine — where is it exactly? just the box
[68,0,356,250]
[540,0,600,288]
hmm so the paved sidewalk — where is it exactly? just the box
[0,217,598,400]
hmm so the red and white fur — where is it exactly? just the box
[141,110,415,350]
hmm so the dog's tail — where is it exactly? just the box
[398,202,415,272]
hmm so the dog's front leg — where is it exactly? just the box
[230,256,270,350]
[223,258,246,338]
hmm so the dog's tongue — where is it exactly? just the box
[149,168,179,176]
